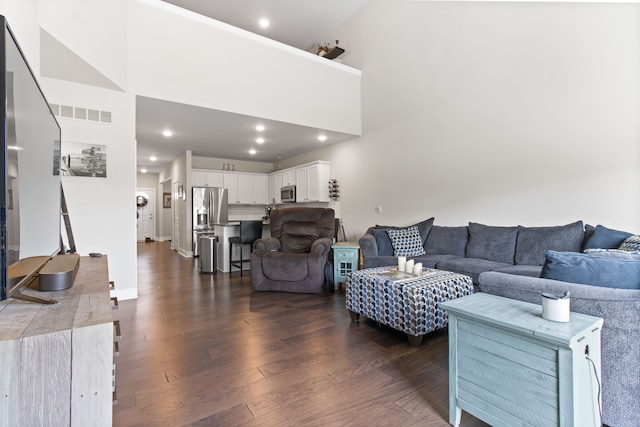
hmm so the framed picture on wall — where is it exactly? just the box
[163,192,171,208]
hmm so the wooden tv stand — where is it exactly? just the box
[0,256,113,426]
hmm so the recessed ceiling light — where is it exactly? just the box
[249,149,257,155]
[162,129,173,137]
[255,124,265,132]
[256,137,265,144]
[318,134,328,142]
[259,18,270,28]
[150,156,157,161]
[140,168,147,173]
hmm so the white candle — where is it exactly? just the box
[397,256,406,271]
[405,259,414,273]
[413,263,423,275]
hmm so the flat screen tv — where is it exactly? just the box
[0,16,62,304]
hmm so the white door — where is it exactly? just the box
[136,188,156,242]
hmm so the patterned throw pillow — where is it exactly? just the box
[584,248,640,260]
[619,235,640,253]
[386,226,426,257]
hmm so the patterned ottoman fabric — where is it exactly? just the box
[346,267,474,339]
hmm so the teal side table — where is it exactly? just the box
[331,242,360,290]
[440,293,603,427]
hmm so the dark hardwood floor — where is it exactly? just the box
[112,241,488,426]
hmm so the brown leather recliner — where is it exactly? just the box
[251,207,335,294]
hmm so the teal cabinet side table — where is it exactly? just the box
[440,293,603,427]
[331,242,360,290]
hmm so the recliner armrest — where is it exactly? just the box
[310,237,333,256]
[253,237,281,253]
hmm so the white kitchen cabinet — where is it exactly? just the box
[223,172,269,205]
[282,170,296,186]
[295,167,309,202]
[223,173,239,203]
[237,174,253,204]
[253,174,269,204]
[268,172,283,204]
[294,162,331,202]
[307,163,330,202]
[192,170,223,187]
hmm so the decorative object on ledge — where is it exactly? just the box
[328,179,340,200]
[316,40,344,60]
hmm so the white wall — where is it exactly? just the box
[0,0,39,72]
[39,0,127,89]
[288,1,640,240]
[127,0,361,135]
[41,78,138,300]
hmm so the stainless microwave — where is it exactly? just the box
[281,185,296,203]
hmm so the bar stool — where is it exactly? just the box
[229,220,263,276]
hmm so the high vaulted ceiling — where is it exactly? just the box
[133,0,367,173]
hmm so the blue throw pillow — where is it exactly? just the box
[541,250,640,289]
[387,226,426,257]
[370,228,395,256]
[583,224,633,250]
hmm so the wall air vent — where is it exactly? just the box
[50,103,112,124]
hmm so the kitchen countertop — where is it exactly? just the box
[225,220,270,226]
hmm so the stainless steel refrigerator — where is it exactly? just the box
[192,187,228,257]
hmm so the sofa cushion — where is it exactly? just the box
[465,222,518,264]
[414,254,461,269]
[619,235,640,252]
[436,257,511,284]
[386,226,426,257]
[492,264,544,277]
[362,255,397,269]
[425,226,468,256]
[583,224,633,250]
[541,250,640,289]
[514,221,584,266]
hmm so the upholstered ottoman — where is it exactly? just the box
[346,267,474,346]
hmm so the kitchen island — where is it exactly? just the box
[214,221,270,273]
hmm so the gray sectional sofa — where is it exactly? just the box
[358,218,640,427]
[359,218,586,284]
